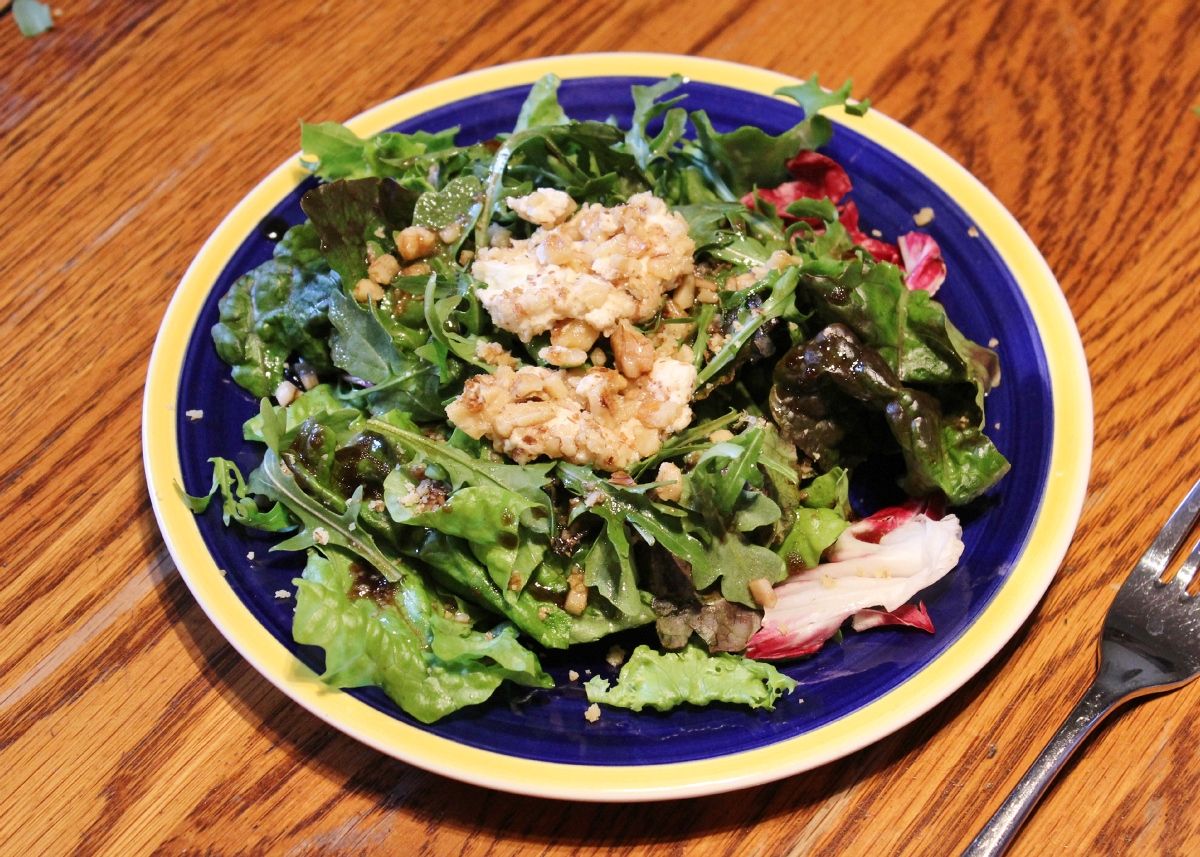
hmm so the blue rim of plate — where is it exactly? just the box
[142,53,1092,801]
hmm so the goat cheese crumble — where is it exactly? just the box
[472,191,695,343]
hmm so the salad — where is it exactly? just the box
[183,74,1009,724]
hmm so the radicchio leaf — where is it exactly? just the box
[745,508,963,660]
[898,231,948,294]
[850,602,935,633]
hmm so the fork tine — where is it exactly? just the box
[1171,536,1200,591]
[1135,478,1200,579]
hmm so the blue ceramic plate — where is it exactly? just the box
[143,54,1091,800]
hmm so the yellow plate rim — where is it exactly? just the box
[142,52,1092,801]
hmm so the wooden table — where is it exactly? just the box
[5,1,1200,853]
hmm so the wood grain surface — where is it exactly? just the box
[3,1,1200,854]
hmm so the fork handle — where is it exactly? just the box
[961,681,1122,857]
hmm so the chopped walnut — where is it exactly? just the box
[394,226,438,261]
[353,278,385,303]
[564,568,588,616]
[610,320,656,379]
[652,461,683,502]
[748,577,778,609]
[367,252,400,285]
[398,478,449,513]
[550,319,600,352]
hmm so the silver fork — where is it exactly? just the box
[964,478,1200,856]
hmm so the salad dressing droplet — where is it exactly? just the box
[257,215,290,242]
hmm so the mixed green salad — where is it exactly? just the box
[184,75,1008,724]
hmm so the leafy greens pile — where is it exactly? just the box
[185,74,1008,724]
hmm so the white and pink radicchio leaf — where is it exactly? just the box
[898,231,947,295]
[745,503,964,660]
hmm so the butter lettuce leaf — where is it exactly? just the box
[293,548,551,724]
[584,644,796,712]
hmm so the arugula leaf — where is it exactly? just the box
[421,273,495,376]
[250,450,394,562]
[688,110,826,198]
[579,504,645,617]
[293,548,551,724]
[558,463,710,572]
[367,415,555,508]
[211,223,338,397]
[584,644,796,712]
[625,75,688,171]
[675,427,790,605]
[513,74,571,132]
[628,410,742,477]
[697,534,787,606]
[685,77,865,198]
[300,122,460,185]
[672,202,743,252]
[177,457,294,532]
[476,121,643,246]
[688,431,767,519]
[775,76,870,119]
[325,290,443,419]
[696,266,800,388]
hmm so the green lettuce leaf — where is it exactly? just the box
[413,531,653,648]
[299,177,420,286]
[584,644,796,712]
[293,548,551,724]
[779,467,852,571]
[384,475,546,599]
[243,384,361,444]
[770,323,1010,504]
[695,267,800,389]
